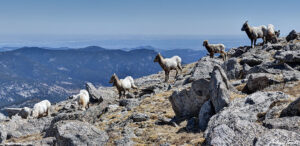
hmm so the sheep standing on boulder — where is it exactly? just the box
[109,73,138,99]
[203,40,227,61]
[153,53,182,82]
[266,24,278,43]
[76,90,90,110]
[31,100,51,118]
[241,21,267,48]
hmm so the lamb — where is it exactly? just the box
[109,73,138,98]
[203,40,227,61]
[153,53,182,82]
[266,24,278,43]
[76,89,90,110]
[31,100,51,118]
[241,21,267,48]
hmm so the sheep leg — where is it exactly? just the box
[164,71,169,82]
[118,90,122,99]
[274,36,278,43]
[177,64,183,72]
[210,52,214,58]
[221,51,227,61]
[221,53,225,61]
[254,39,257,47]
[175,68,179,79]
[251,39,254,48]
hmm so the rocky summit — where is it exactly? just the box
[1,31,300,145]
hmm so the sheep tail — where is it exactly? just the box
[175,56,182,64]
[128,76,138,89]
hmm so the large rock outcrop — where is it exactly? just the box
[222,58,242,80]
[286,30,300,42]
[169,79,210,118]
[188,57,222,82]
[204,92,292,146]
[209,65,232,113]
[0,115,53,143]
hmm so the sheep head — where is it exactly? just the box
[203,40,208,46]
[154,53,161,62]
[241,21,249,31]
[109,73,116,84]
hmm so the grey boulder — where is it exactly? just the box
[204,92,290,146]
[254,129,300,146]
[280,97,300,117]
[209,65,232,113]
[169,78,210,118]
[198,100,214,131]
[53,120,108,146]
[222,58,242,80]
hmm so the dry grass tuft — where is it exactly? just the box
[264,81,300,98]
[235,83,246,91]
[98,89,205,145]
[230,91,247,101]
[5,133,43,143]
[182,62,197,75]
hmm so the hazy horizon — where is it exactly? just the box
[0,35,251,50]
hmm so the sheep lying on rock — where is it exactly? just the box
[154,53,182,82]
[266,24,278,43]
[31,100,51,118]
[109,73,138,98]
[203,40,227,61]
[75,89,90,110]
[241,21,267,48]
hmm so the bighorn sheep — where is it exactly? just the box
[241,21,267,48]
[203,40,227,61]
[153,53,182,82]
[109,73,137,98]
[266,24,278,43]
[76,90,90,110]
[31,100,51,118]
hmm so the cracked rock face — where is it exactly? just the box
[53,120,109,146]
[204,92,296,146]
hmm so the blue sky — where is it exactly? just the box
[0,0,299,36]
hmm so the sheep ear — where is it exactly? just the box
[245,20,248,23]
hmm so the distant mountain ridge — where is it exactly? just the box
[0,46,206,108]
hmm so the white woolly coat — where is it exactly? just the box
[163,56,182,70]
[77,89,90,109]
[119,76,137,90]
[32,100,51,118]
[251,25,267,38]
[267,24,276,34]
